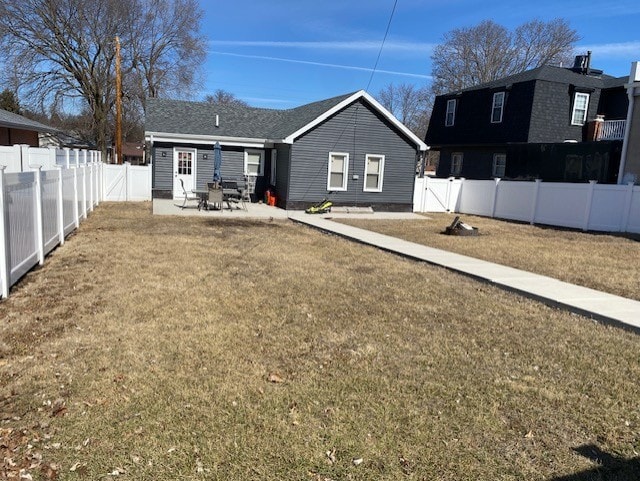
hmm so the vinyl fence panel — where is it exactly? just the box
[41,170,60,255]
[414,177,640,234]
[5,171,39,283]
[493,181,538,222]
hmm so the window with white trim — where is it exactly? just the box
[571,92,590,125]
[327,152,349,191]
[244,150,264,176]
[445,99,456,126]
[492,153,506,178]
[451,152,463,176]
[491,92,505,123]
[364,154,385,192]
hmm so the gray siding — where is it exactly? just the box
[219,149,245,179]
[152,146,173,192]
[288,100,417,208]
[151,143,246,196]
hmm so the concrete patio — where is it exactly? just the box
[152,198,424,220]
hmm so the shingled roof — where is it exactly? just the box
[146,92,355,140]
[454,65,628,94]
[0,108,57,133]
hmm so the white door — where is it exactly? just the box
[173,149,196,198]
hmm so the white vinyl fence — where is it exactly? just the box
[414,177,640,234]
[1,145,152,299]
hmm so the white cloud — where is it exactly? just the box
[210,51,431,79]
[577,42,640,58]
[208,39,435,54]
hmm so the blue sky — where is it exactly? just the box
[199,0,640,108]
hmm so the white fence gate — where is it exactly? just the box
[1,145,153,299]
[414,177,640,234]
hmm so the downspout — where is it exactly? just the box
[618,62,639,184]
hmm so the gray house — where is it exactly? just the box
[145,90,427,210]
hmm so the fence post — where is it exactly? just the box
[530,179,542,225]
[582,180,597,231]
[621,182,635,232]
[64,147,70,168]
[34,166,45,266]
[81,164,87,219]
[72,166,79,228]
[57,166,65,245]
[125,162,130,201]
[0,167,10,298]
[490,178,501,218]
[48,147,57,169]
[95,153,101,205]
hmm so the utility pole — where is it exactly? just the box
[115,36,123,165]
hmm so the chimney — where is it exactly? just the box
[586,51,591,75]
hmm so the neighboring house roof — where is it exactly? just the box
[449,65,628,94]
[0,108,57,133]
[146,90,427,151]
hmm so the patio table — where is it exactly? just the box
[191,189,210,210]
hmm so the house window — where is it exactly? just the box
[491,92,505,123]
[571,92,590,126]
[244,150,264,176]
[492,153,506,178]
[445,99,456,126]
[451,152,463,176]
[364,154,385,192]
[327,152,349,191]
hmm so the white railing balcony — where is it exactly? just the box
[597,119,626,141]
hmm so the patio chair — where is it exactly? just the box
[221,179,245,210]
[207,182,223,210]
[180,179,199,209]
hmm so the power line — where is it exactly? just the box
[365,0,399,93]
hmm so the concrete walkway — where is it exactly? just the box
[288,213,640,332]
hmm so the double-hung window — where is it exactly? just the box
[364,154,384,192]
[491,92,505,123]
[492,153,506,178]
[451,152,463,176]
[571,92,590,125]
[445,99,456,126]
[328,152,349,191]
[244,150,264,176]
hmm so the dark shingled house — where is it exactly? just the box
[145,90,427,210]
[425,55,629,183]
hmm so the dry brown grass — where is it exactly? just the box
[336,213,640,301]
[1,203,639,480]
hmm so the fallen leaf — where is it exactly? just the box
[524,430,534,438]
[325,448,336,464]
[267,373,284,383]
[352,458,363,466]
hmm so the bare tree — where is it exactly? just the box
[124,0,206,109]
[204,90,248,107]
[431,19,579,94]
[0,0,206,153]
[377,83,432,138]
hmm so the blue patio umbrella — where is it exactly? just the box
[213,141,222,182]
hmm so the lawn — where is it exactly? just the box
[336,213,640,301]
[1,203,639,480]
